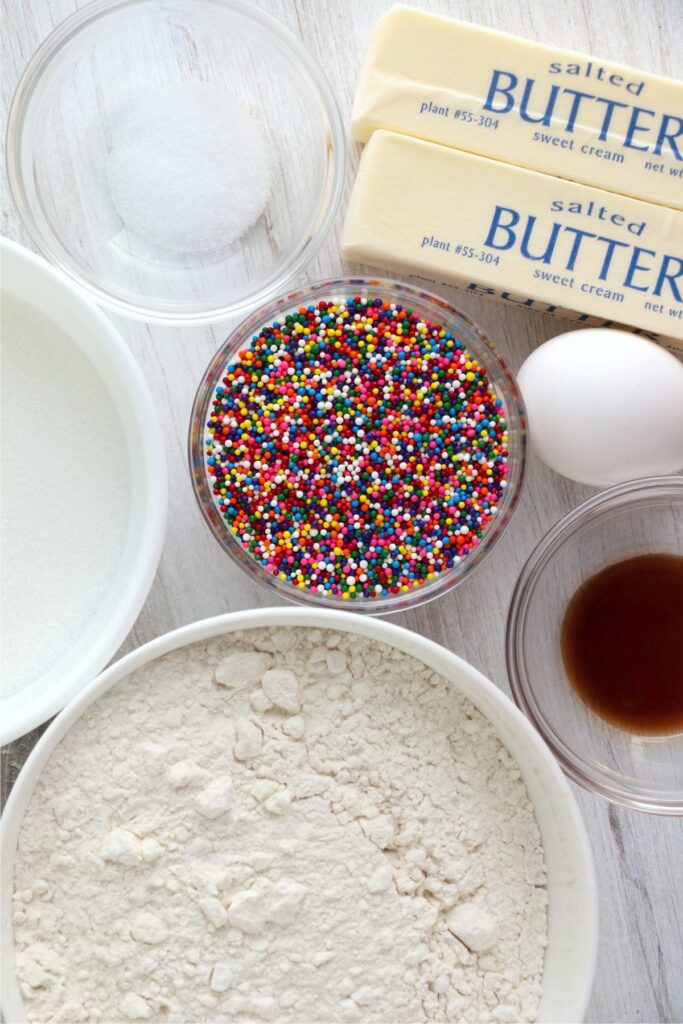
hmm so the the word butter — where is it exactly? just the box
[341,132,683,347]
[352,6,683,211]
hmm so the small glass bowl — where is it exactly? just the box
[6,0,344,323]
[189,276,526,615]
[506,477,683,814]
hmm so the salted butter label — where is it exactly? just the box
[342,132,683,348]
[352,5,683,211]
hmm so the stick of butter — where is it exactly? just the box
[341,131,683,348]
[352,5,683,211]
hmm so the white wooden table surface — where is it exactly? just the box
[2,1,682,1022]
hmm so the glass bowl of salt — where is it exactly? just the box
[7,0,345,324]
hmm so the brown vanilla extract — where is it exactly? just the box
[561,554,683,734]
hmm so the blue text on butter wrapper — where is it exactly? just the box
[482,67,683,162]
[482,202,683,302]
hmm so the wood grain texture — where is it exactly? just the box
[2,0,682,1021]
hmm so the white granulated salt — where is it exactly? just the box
[107,84,272,257]
[0,296,130,698]
[12,628,548,1023]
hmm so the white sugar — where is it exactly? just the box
[1,296,130,698]
[107,83,272,257]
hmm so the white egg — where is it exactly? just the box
[517,328,683,487]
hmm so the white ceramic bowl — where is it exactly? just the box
[1,608,597,1023]
[0,238,167,744]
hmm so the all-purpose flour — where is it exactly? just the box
[12,628,548,1023]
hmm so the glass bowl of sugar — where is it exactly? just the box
[7,0,345,323]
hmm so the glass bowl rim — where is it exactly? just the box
[188,274,527,616]
[506,475,683,815]
[5,0,346,325]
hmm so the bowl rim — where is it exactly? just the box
[0,237,168,744]
[506,475,683,815]
[5,0,346,325]
[0,606,597,1023]
[188,275,527,615]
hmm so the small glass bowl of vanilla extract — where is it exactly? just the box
[506,477,683,815]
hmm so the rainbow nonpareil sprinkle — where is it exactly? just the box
[205,296,509,600]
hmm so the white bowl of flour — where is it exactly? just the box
[0,239,166,743]
[1,609,597,1023]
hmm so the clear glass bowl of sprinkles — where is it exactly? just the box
[189,278,526,614]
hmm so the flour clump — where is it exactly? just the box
[12,628,548,1022]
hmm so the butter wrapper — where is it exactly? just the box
[352,5,683,211]
[341,131,683,348]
